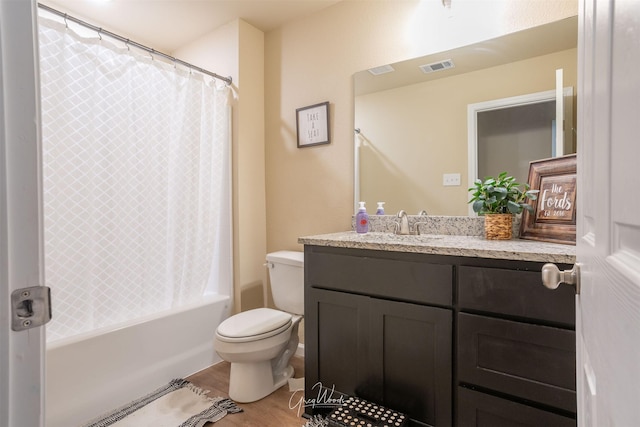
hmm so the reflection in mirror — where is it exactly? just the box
[468,82,575,215]
[478,100,557,186]
[354,16,578,216]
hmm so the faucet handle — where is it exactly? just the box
[414,222,428,235]
[417,210,428,216]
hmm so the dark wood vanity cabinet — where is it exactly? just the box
[304,245,576,427]
[456,265,577,427]
[304,246,453,426]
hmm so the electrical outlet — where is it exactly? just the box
[443,173,461,186]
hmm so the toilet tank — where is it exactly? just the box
[266,251,304,315]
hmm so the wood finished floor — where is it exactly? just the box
[186,355,308,427]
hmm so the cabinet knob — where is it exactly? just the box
[541,263,581,294]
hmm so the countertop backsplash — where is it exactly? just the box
[352,215,522,238]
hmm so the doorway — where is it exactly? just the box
[467,87,575,215]
[477,100,556,186]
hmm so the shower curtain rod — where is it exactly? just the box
[37,3,233,86]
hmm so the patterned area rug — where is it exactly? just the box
[83,379,242,427]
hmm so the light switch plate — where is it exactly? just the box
[443,173,461,186]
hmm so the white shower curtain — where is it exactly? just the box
[38,17,232,343]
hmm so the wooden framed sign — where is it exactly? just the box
[296,101,330,148]
[520,154,577,244]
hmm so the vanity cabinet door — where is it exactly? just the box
[458,313,576,413]
[369,298,452,427]
[304,287,370,418]
[458,265,575,327]
[305,286,453,426]
[458,387,576,427]
[306,249,453,306]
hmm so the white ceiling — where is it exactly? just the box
[41,0,342,53]
[354,16,578,96]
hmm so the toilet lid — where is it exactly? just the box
[217,308,292,340]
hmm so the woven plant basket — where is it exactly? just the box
[484,213,513,240]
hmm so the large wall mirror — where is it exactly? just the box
[354,16,578,216]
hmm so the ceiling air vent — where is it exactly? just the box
[368,64,395,76]
[419,59,455,74]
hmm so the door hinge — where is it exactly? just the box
[11,286,52,331]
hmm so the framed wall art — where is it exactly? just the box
[296,101,330,148]
[520,154,577,244]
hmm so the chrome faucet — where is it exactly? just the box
[394,210,411,235]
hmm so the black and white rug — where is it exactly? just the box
[83,378,242,427]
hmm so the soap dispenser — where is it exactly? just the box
[356,201,369,234]
[376,202,385,215]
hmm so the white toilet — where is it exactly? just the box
[214,250,304,403]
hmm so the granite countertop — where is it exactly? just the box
[298,231,576,264]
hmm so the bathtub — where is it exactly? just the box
[45,294,231,427]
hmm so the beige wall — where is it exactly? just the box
[174,0,579,315]
[264,0,578,253]
[357,48,577,216]
[175,20,266,313]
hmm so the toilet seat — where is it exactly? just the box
[216,308,292,343]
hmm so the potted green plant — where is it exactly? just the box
[468,172,539,240]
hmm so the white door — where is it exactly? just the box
[0,1,46,426]
[576,0,640,425]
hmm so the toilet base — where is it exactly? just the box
[228,362,294,403]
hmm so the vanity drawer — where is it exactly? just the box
[457,387,576,427]
[458,265,575,326]
[305,249,453,306]
[457,313,576,413]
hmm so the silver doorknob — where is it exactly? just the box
[541,263,580,294]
